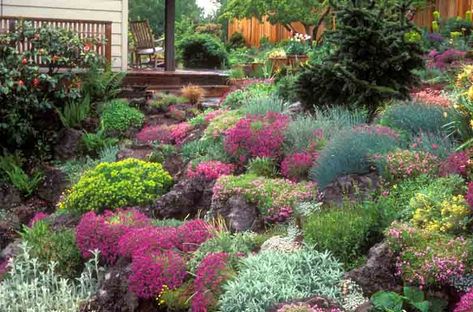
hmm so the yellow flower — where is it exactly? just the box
[470,119,473,129]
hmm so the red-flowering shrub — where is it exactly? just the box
[136,125,173,144]
[224,112,289,164]
[281,152,317,182]
[411,87,451,108]
[205,109,226,123]
[467,182,473,209]
[75,209,150,264]
[192,252,232,312]
[455,289,473,312]
[28,212,49,227]
[440,151,471,177]
[379,150,439,182]
[170,122,193,145]
[118,226,178,258]
[128,250,187,299]
[176,220,213,252]
[186,161,235,181]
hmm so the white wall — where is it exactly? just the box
[2,0,128,71]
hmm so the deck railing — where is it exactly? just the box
[0,16,112,63]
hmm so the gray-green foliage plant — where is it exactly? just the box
[0,242,101,312]
[219,249,344,312]
[240,95,289,116]
[311,127,399,188]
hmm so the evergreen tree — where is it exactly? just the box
[296,0,424,120]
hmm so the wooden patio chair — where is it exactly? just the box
[130,20,164,68]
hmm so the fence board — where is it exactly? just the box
[229,0,473,47]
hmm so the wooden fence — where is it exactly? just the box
[229,0,473,47]
[0,16,112,63]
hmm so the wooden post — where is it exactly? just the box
[165,0,175,71]
[105,22,112,66]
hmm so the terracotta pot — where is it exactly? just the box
[269,57,289,72]
[251,62,264,73]
[235,64,253,76]
[288,55,309,67]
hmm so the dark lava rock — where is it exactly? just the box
[268,295,344,312]
[54,128,83,160]
[147,177,214,219]
[346,242,401,296]
[210,194,264,232]
[0,219,19,251]
[321,172,381,205]
[117,147,153,161]
[80,260,139,312]
[37,166,69,205]
[49,212,82,231]
[0,184,21,210]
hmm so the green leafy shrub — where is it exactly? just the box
[0,154,43,197]
[149,93,187,112]
[0,21,103,158]
[81,65,125,103]
[219,249,344,312]
[222,83,275,109]
[304,204,383,269]
[181,137,230,163]
[276,74,299,103]
[371,286,447,312]
[21,221,82,278]
[296,1,423,119]
[59,158,173,213]
[222,90,248,109]
[100,99,144,136]
[0,242,101,312]
[311,126,399,188]
[178,33,228,69]
[228,32,246,49]
[379,102,452,136]
[81,129,119,156]
[247,157,279,178]
[57,95,91,129]
[203,110,242,140]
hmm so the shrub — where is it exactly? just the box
[128,250,187,299]
[136,125,173,145]
[224,112,289,164]
[81,129,119,156]
[75,209,151,264]
[375,150,439,183]
[195,23,223,37]
[440,151,471,177]
[411,87,451,108]
[455,289,473,312]
[0,242,100,312]
[0,154,43,197]
[247,157,279,178]
[149,93,187,112]
[281,152,317,182]
[100,99,144,136]
[21,221,82,278]
[409,131,458,159]
[228,32,246,49]
[304,204,382,269]
[118,226,178,259]
[178,33,228,69]
[467,182,473,209]
[176,219,213,252]
[219,249,344,312]
[181,84,205,105]
[240,95,289,116]
[181,137,230,163]
[296,1,423,119]
[192,252,234,312]
[380,102,452,136]
[222,89,248,109]
[276,74,299,103]
[186,160,235,181]
[60,159,173,213]
[203,110,242,140]
[0,22,103,158]
[213,174,317,219]
[386,222,472,287]
[311,126,399,188]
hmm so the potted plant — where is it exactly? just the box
[268,49,288,72]
[286,33,311,67]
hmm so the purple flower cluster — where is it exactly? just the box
[192,252,231,311]
[224,112,289,164]
[118,226,178,258]
[186,161,235,181]
[136,125,173,144]
[281,152,317,182]
[28,212,49,227]
[467,182,473,209]
[429,49,466,70]
[265,206,293,223]
[455,289,473,312]
[128,249,187,299]
[440,151,471,177]
[176,219,213,252]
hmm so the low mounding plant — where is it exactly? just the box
[467,182,473,209]
[176,219,213,252]
[181,84,206,105]
[281,152,317,182]
[247,157,279,178]
[128,250,187,299]
[240,95,289,116]
[192,252,234,312]
[186,160,235,181]
[311,126,399,189]
[118,226,178,259]
[440,151,471,177]
[219,249,344,312]
[21,220,82,278]
[304,204,382,269]
[213,174,317,220]
[0,242,101,312]
[224,112,289,164]
[386,222,472,287]
[283,116,326,154]
[100,99,144,136]
[60,158,173,213]
[75,209,151,264]
[379,101,452,136]
[455,289,473,312]
[178,33,228,69]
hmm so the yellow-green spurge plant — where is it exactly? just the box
[59,158,173,213]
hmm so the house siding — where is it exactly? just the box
[2,0,128,71]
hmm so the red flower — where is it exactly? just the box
[17,80,24,87]
[32,78,41,88]
[83,44,92,53]
[21,58,28,65]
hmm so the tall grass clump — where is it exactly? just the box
[380,101,453,136]
[0,242,101,312]
[311,126,399,188]
[240,95,289,116]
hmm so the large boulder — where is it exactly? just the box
[0,184,21,210]
[268,296,344,312]
[210,194,264,232]
[321,172,381,205]
[146,177,214,219]
[80,260,139,312]
[54,128,83,160]
[37,166,69,205]
[346,242,401,296]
